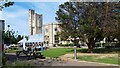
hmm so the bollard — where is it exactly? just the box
[74,46,77,60]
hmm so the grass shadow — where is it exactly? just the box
[67,48,120,53]
[77,48,120,53]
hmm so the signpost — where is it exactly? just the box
[0,20,5,67]
[73,15,79,60]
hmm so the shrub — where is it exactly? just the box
[58,44,74,47]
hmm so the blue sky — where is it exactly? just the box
[2,2,64,35]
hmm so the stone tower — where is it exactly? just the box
[29,9,42,35]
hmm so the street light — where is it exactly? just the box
[73,15,79,60]
[7,25,10,45]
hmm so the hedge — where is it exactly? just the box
[58,44,74,47]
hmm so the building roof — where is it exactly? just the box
[18,34,44,43]
[27,34,44,43]
[18,38,27,43]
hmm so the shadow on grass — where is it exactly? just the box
[66,48,120,53]
[92,48,120,53]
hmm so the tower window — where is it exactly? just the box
[46,28,48,33]
[55,27,57,31]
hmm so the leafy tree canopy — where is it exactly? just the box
[56,2,120,53]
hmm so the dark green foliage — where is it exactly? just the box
[56,2,120,53]
[55,2,105,53]
[76,48,120,53]
[3,30,23,44]
[57,44,74,47]
[17,35,24,43]
[25,36,29,41]
[0,2,14,10]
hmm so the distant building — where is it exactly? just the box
[44,23,61,47]
[43,23,75,47]
[28,9,42,35]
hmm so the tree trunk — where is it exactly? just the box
[86,37,95,53]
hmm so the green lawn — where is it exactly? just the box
[42,48,74,58]
[42,48,119,64]
[77,55,118,64]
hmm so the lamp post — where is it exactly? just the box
[73,15,79,60]
[7,25,10,45]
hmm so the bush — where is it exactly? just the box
[104,42,120,48]
[58,44,74,47]
[115,42,120,46]
[102,43,108,47]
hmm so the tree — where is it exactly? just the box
[105,2,120,42]
[25,36,29,41]
[3,30,23,44]
[17,35,23,42]
[0,1,14,10]
[114,2,120,41]
[97,2,120,43]
[81,3,105,53]
[56,2,105,53]
[56,2,84,45]
[56,2,118,53]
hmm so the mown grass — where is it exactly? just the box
[42,48,119,64]
[42,48,120,58]
[77,55,118,64]
[42,48,74,58]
